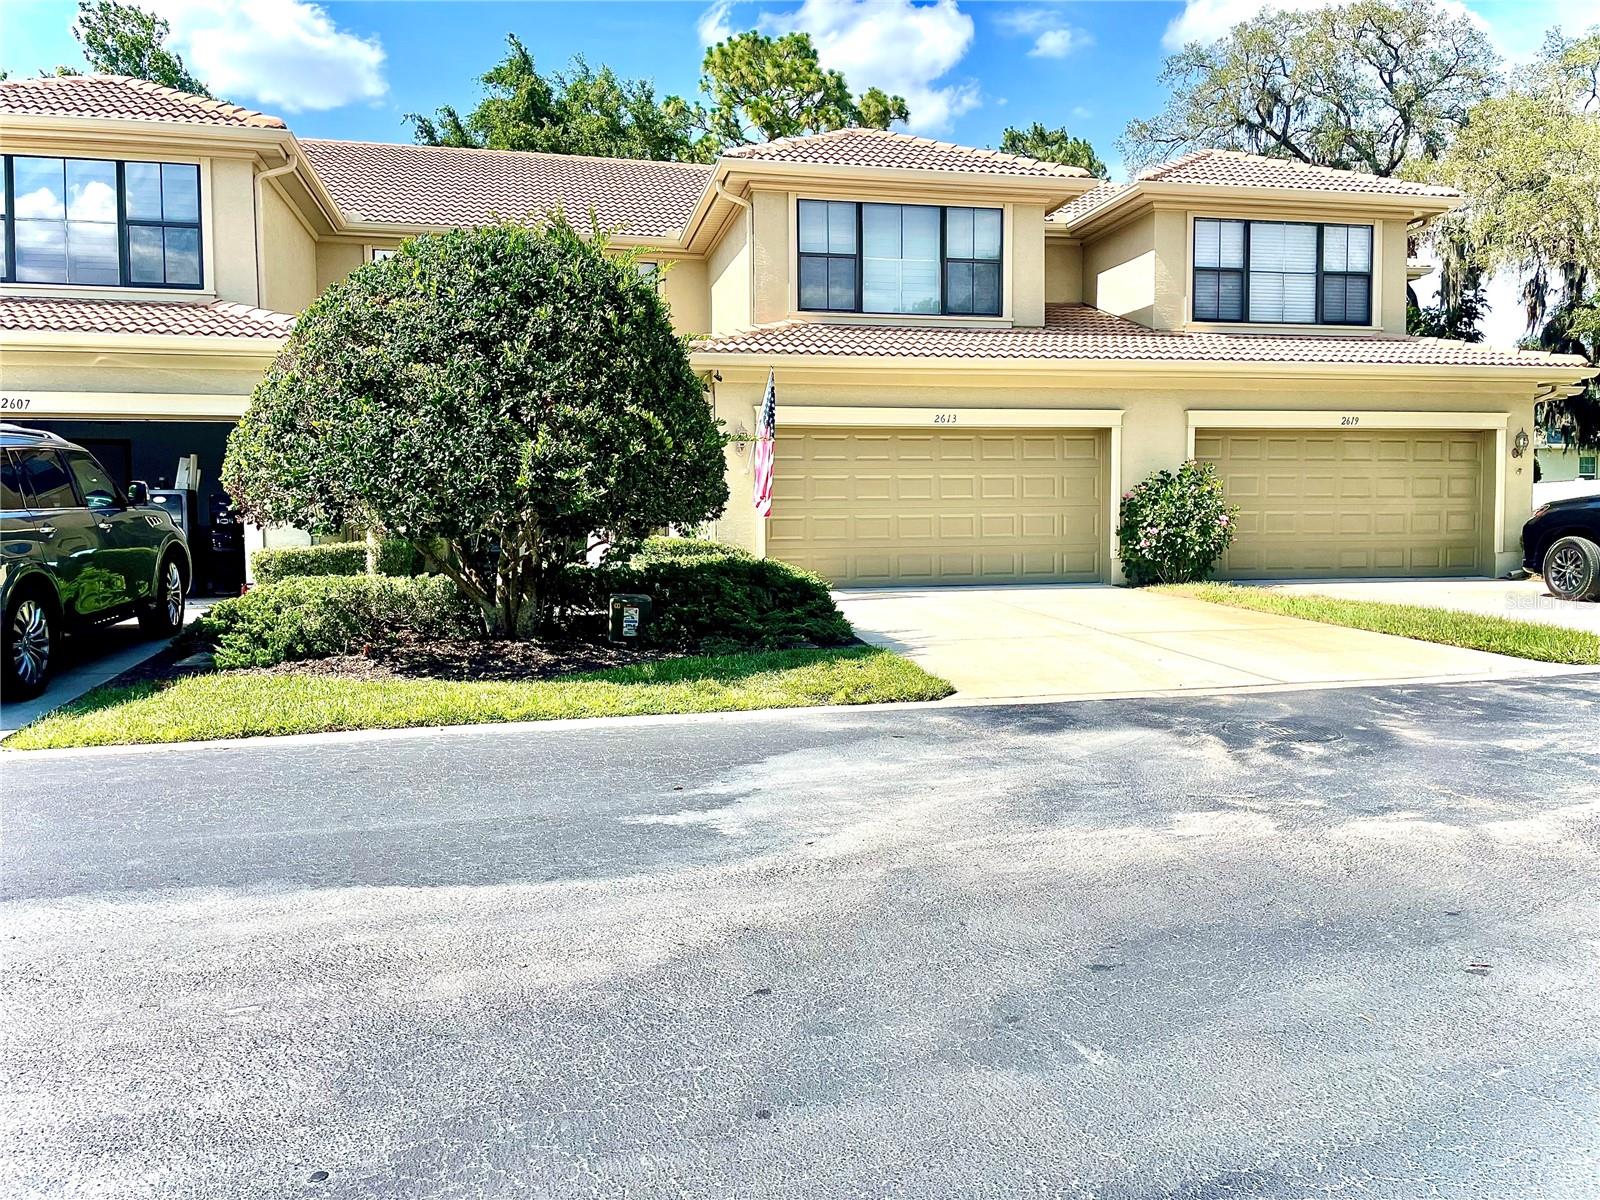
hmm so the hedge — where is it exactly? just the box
[568,537,852,651]
[250,539,420,585]
[195,574,477,669]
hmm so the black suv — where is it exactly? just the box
[1522,493,1600,601]
[2,424,191,699]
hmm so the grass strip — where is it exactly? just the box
[6,646,953,750]
[1162,582,1600,665]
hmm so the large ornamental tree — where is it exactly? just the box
[223,219,729,638]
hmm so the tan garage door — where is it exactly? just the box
[1196,428,1485,578]
[767,427,1105,585]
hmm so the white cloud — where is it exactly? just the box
[997,6,1091,60]
[149,0,386,112]
[759,0,980,133]
[1071,104,1093,120]
[1029,28,1088,58]
[697,0,736,45]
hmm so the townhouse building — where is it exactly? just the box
[3,74,1593,585]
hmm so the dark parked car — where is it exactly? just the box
[1522,493,1600,601]
[2,424,191,700]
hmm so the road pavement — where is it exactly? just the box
[4,674,1599,1198]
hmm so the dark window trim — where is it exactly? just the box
[1193,217,1372,328]
[1,153,205,291]
[796,198,1003,317]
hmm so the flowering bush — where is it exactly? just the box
[1116,460,1239,586]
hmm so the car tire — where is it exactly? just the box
[4,589,58,701]
[1542,535,1600,601]
[137,554,188,636]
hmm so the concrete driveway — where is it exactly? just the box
[836,584,1569,701]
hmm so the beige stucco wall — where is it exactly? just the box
[707,209,753,336]
[258,183,318,314]
[1044,240,1083,305]
[1010,204,1047,326]
[657,257,709,337]
[206,156,261,307]
[1083,213,1159,327]
[315,241,366,295]
[1378,218,1409,335]
[702,368,1542,579]
[750,190,790,325]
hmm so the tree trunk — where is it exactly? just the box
[365,528,380,576]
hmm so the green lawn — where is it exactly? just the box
[1163,582,1600,665]
[6,647,953,750]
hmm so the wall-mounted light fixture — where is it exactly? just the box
[1512,428,1530,458]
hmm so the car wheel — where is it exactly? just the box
[4,591,57,701]
[137,555,188,636]
[1542,535,1600,601]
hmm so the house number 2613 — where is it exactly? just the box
[933,413,958,424]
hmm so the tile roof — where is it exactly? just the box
[694,304,1591,370]
[299,139,712,236]
[720,127,1090,178]
[0,74,286,129]
[1136,149,1459,198]
[0,296,294,339]
[1048,182,1130,225]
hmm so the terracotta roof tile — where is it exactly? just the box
[1136,148,1458,197]
[694,304,1590,370]
[721,127,1090,178]
[0,74,285,128]
[0,296,293,339]
[1047,181,1130,224]
[299,139,712,236]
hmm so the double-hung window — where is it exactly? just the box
[2,154,202,289]
[1192,218,1372,326]
[798,199,1003,316]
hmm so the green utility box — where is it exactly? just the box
[608,593,653,643]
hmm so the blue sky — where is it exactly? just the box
[5,0,1586,180]
[2,0,1591,344]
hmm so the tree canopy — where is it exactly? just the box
[1428,30,1600,446]
[1121,0,1499,175]
[69,0,211,95]
[696,30,908,148]
[408,29,909,160]
[407,37,702,161]
[998,122,1107,177]
[222,220,729,637]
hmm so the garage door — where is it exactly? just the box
[1196,428,1485,578]
[767,427,1105,585]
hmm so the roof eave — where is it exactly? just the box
[0,112,293,152]
[1061,180,1460,236]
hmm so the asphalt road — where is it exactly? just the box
[4,675,1599,1199]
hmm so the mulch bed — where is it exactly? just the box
[98,629,679,690]
[256,632,679,682]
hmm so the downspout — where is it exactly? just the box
[253,147,299,309]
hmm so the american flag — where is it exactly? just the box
[752,368,777,518]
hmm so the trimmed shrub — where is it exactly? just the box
[627,535,754,565]
[195,575,477,669]
[1116,460,1239,586]
[563,538,851,650]
[251,539,419,585]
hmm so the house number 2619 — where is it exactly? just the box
[1340,415,1361,426]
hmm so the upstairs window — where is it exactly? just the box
[798,199,1003,317]
[1192,218,1372,326]
[2,155,202,290]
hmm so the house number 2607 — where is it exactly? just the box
[933,413,958,424]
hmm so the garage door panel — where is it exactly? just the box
[769,427,1104,585]
[1199,428,1483,579]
